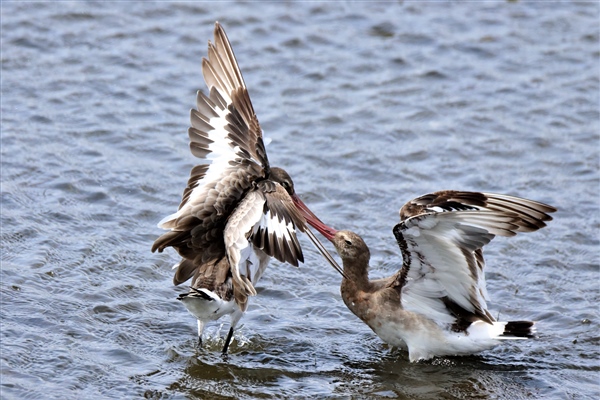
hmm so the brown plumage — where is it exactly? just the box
[153,22,340,354]
[308,191,556,361]
[399,190,555,231]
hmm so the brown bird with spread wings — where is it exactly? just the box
[152,22,340,354]
[311,191,556,361]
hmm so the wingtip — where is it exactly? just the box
[214,21,227,41]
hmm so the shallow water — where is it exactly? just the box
[2,1,599,399]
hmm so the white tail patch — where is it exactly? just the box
[467,321,531,340]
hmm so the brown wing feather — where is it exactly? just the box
[153,23,276,297]
[399,190,556,232]
[253,182,306,266]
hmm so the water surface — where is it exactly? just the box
[2,2,599,399]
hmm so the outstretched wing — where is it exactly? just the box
[153,23,275,287]
[391,192,556,330]
[399,191,556,232]
[157,22,269,232]
[398,190,557,304]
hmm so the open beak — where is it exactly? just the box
[303,228,346,279]
[291,194,346,279]
[291,194,337,240]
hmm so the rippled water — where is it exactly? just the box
[2,2,599,399]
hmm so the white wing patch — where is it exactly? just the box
[396,211,518,323]
[159,90,255,229]
[252,209,298,248]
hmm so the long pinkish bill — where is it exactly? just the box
[291,194,346,279]
[291,194,338,241]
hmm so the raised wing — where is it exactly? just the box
[398,191,556,305]
[392,192,556,330]
[399,190,556,232]
[153,22,274,283]
[158,22,269,231]
[224,182,307,296]
[391,211,520,328]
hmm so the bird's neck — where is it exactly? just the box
[342,262,371,291]
[340,261,375,322]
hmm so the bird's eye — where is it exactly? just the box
[344,240,352,246]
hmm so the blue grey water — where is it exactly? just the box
[1,1,598,399]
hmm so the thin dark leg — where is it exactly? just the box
[222,327,234,355]
[196,320,204,349]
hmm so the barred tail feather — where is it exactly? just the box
[466,320,536,341]
[501,320,536,338]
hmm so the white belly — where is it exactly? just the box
[180,294,239,322]
[369,314,503,362]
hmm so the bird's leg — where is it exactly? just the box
[196,320,204,349]
[222,327,234,355]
